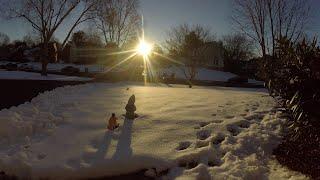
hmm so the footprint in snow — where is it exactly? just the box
[90,139,100,149]
[37,153,46,160]
[199,121,211,128]
[196,130,211,140]
[178,160,199,169]
[208,159,222,167]
[244,113,264,121]
[240,113,247,117]
[144,168,169,178]
[224,115,235,119]
[211,120,223,124]
[212,133,226,145]
[195,140,209,148]
[226,120,250,136]
[66,158,81,168]
[226,124,241,136]
[235,120,251,128]
[176,141,192,151]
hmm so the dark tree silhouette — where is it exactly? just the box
[233,0,311,57]
[1,0,97,75]
[0,32,10,47]
[166,24,213,84]
[166,24,213,57]
[223,33,253,73]
[92,0,141,47]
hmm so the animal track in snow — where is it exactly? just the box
[196,130,211,140]
[176,141,192,151]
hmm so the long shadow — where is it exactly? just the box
[92,131,116,163]
[112,118,134,160]
[85,118,133,164]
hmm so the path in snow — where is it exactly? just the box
[0,83,307,179]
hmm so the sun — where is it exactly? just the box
[137,40,152,56]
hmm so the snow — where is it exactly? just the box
[160,66,237,82]
[0,61,107,73]
[21,62,107,73]
[0,83,307,179]
[0,70,93,81]
[159,65,264,84]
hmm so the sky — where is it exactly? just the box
[0,0,319,45]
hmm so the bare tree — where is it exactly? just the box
[2,0,97,75]
[165,24,214,85]
[61,0,97,49]
[166,24,213,57]
[223,33,254,72]
[233,0,311,57]
[0,32,10,46]
[233,0,268,57]
[92,0,141,47]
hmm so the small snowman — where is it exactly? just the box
[125,94,137,119]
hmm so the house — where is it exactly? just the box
[69,42,121,65]
[192,41,225,70]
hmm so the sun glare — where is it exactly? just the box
[137,40,152,56]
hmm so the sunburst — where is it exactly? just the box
[101,15,184,85]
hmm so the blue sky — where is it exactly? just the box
[0,0,319,44]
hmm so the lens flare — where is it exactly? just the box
[137,41,152,56]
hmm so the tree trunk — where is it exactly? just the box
[41,42,49,76]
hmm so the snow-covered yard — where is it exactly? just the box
[0,70,92,81]
[159,66,264,85]
[0,61,107,73]
[0,83,306,179]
